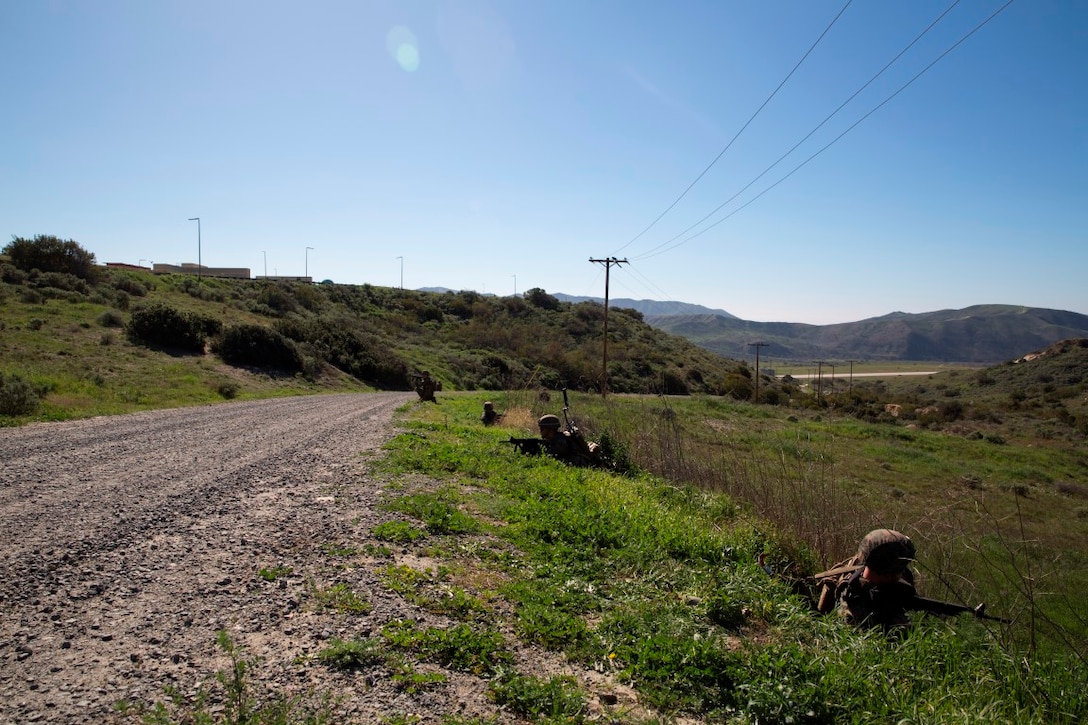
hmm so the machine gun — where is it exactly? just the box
[910,596,1011,623]
[507,437,547,456]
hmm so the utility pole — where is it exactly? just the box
[847,359,857,395]
[815,361,826,405]
[589,256,628,398]
[749,341,768,403]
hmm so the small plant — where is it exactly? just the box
[310,582,371,614]
[317,637,385,671]
[258,565,293,582]
[390,661,448,693]
[372,520,426,543]
[381,620,511,675]
[487,671,587,721]
[386,490,480,535]
[217,381,241,399]
[320,542,360,557]
[129,630,332,724]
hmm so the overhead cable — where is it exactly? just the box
[612,0,854,256]
[632,0,1016,262]
[631,0,966,261]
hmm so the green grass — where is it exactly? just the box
[369,393,1088,723]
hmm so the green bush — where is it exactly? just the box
[214,324,303,372]
[3,234,97,280]
[110,274,148,297]
[33,271,91,295]
[125,303,211,352]
[276,316,408,388]
[0,372,48,415]
[97,310,125,328]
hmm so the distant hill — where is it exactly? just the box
[646,304,1088,363]
[551,293,738,319]
[422,286,1088,363]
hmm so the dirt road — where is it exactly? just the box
[0,393,420,723]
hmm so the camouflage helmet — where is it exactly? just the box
[538,414,561,429]
[857,529,915,575]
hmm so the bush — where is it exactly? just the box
[3,234,97,280]
[110,274,148,297]
[97,310,125,328]
[0,372,48,416]
[125,303,211,352]
[214,324,303,372]
[276,316,409,388]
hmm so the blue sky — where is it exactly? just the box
[3,0,1085,324]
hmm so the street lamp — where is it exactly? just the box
[396,256,403,289]
[305,246,314,279]
[187,217,201,277]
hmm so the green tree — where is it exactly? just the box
[3,234,97,280]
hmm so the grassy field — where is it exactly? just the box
[358,393,1088,723]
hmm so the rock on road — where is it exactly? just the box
[0,393,416,723]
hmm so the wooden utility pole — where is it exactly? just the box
[589,257,628,398]
[749,341,768,403]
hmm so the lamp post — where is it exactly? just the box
[305,246,314,279]
[187,217,201,277]
[396,256,403,289]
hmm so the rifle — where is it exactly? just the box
[507,437,547,456]
[561,388,574,433]
[910,596,1011,623]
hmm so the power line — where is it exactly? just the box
[612,0,855,256]
[631,0,967,262]
[633,0,1017,262]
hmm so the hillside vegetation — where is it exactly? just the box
[2,236,787,423]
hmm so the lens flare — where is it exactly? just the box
[386,25,420,72]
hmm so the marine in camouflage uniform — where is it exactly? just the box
[537,414,595,467]
[815,529,918,631]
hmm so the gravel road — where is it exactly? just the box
[0,392,463,723]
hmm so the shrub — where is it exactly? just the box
[125,303,210,352]
[276,316,409,388]
[214,324,303,372]
[0,372,48,415]
[0,261,27,284]
[3,234,97,279]
[217,381,240,399]
[33,271,90,295]
[110,274,148,297]
[97,310,125,328]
